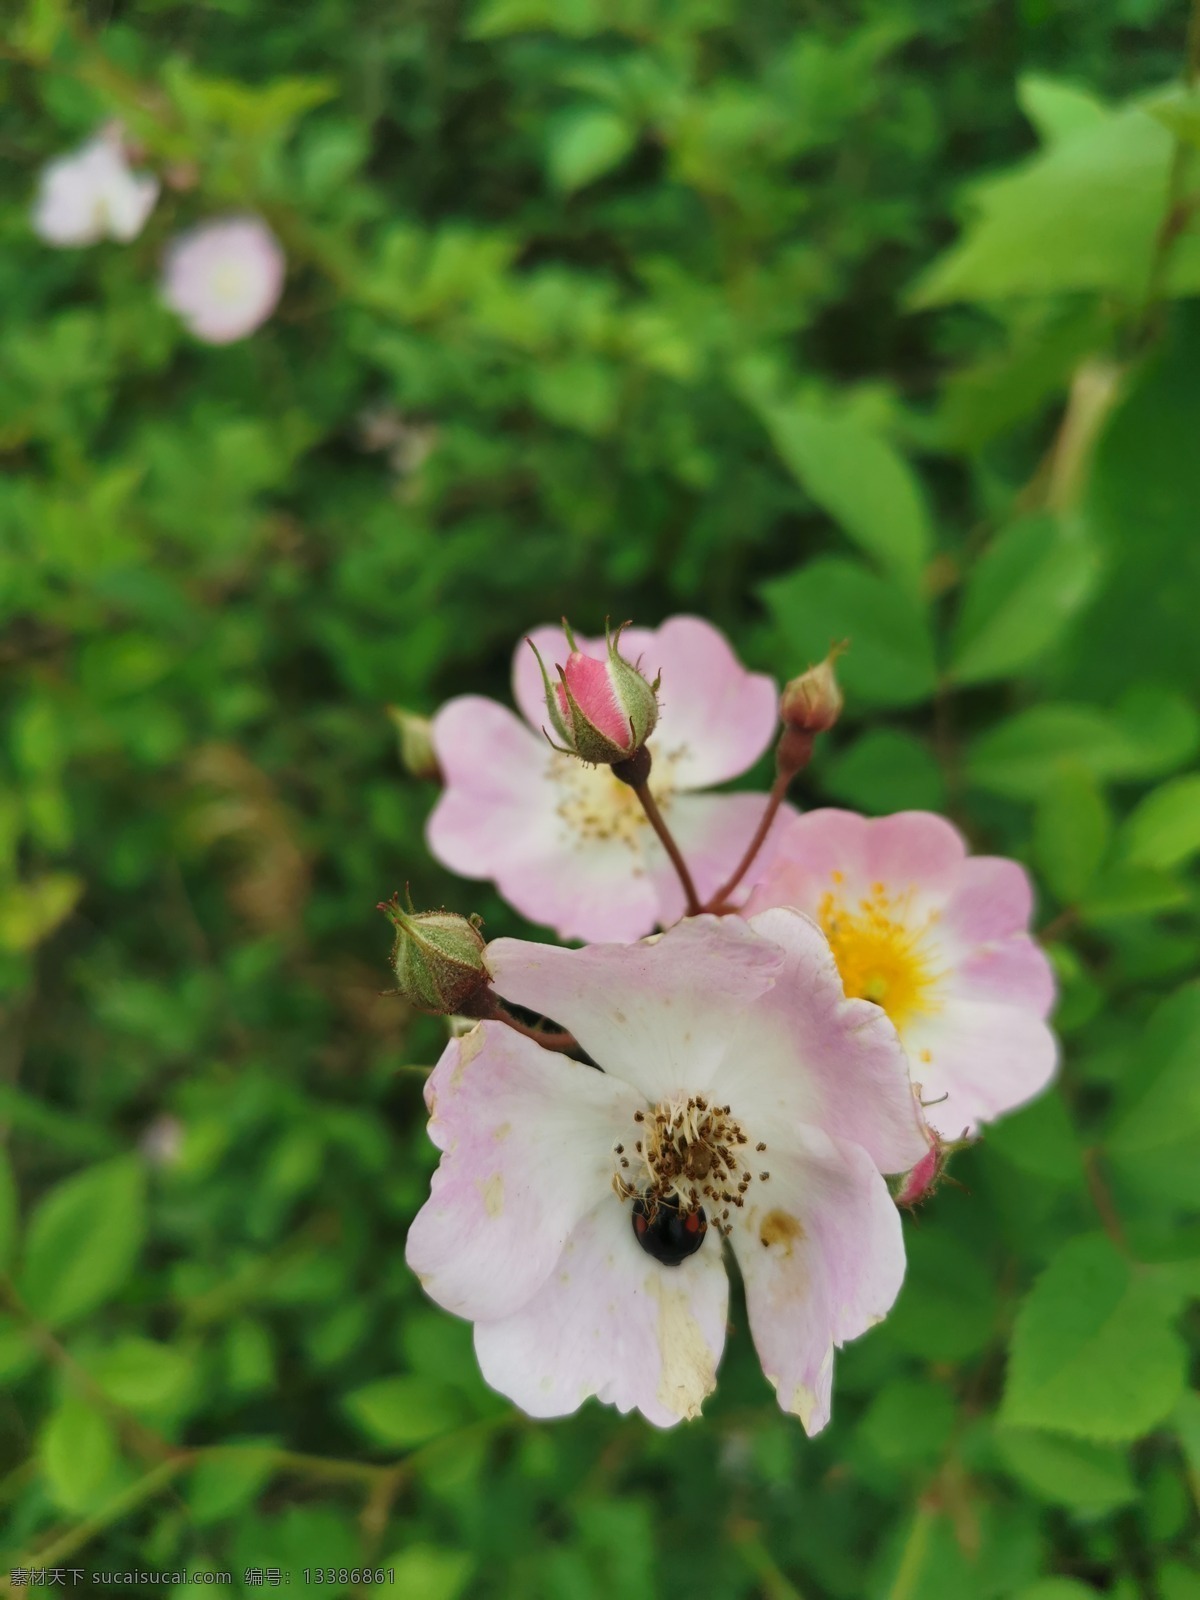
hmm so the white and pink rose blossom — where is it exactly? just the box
[427,616,790,943]
[406,911,929,1430]
[161,215,285,344]
[32,126,159,247]
[745,809,1058,1138]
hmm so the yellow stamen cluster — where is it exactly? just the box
[818,876,943,1033]
[549,746,679,850]
[613,1095,768,1236]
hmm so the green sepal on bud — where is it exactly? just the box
[379,895,490,1015]
[387,706,441,783]
[529,618,660,766]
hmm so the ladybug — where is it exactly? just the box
[631,1192,708,1267]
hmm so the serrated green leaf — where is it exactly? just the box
[949,514,1099,686]
[1106,985,1200,1158]
[19,1157,146,1328]
[88,1337,196,1416]
[547,107,637,193]
[342,1375,465,1448]
[760,558,937,710]
[1002,1234,1187,1440]
[1017,75,1109,144]
[754,403,932,586]
[1033,762,1111,904]
[1121,774,1200,869]
[911,103,1200,306]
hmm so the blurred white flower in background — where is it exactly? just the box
[161,215,286,344]
[32,124,160,247]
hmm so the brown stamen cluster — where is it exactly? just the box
[613,1094,767,1236]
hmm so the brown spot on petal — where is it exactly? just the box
[479,1173,504,1217]
[760,1209,805,1255]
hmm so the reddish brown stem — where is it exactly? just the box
[486,1003,579,1055]
[633,784,702,916]
[704,767,791,911]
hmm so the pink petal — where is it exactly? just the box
[473,1197,728,1425]
[952,933,1056,1018]
[942,855,1036,942]
[651,791,798,926]
[560,651,631,748]
[405,1023,640,1321]
[485,915,784,1105]
[513,617,777,788]
[734,909,930,1175]
[863,812,967,897]
[732,1126,906,1435]
[903,998,1059,1138]
[744,809,874,915]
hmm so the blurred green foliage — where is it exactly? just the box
[2,0,1199,1595]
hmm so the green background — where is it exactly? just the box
[2,0,1199,1595]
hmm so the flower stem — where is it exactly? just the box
[632,784,702,916]
[1136,0,1200,341]
[486,1002,579,1054]
[704,767,791,911]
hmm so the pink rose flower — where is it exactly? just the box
[745,809,1058,1137]
[161,215,285,344]
[406,911,928,1429]
[427,617,789,942]
[32,127,159,247]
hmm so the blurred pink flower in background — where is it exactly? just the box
[406,912,928,1429]
[161,215,285,344]
[746,809,1058,1137]
[32,126,160,247]
[427,617,788,942]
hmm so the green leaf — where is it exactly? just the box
[0,872,83,953]
[911,103,1200,305]
[1145,84,1200,148]
[755,403,932,587]
[760,558,937,710]
[993,1427,1137,1511]
[821,728,946,813]
[966,700,1196,801]
[0,1146,16,1274]
[1002,1234,1188,1440]
[884,1229,999,1363]
[1033,762,1111,904]
[546,107,637,193]
[87,1337,196,1416]
[342,1375,465,1448]
[1121,774,1200,869]
[374,1546,472,1600]
[39,1390,120,1513]
[187,1443,276,1526]
[1010,1583,1107,1600]
[1106,986,1200,1158]
[948,514,1100,686]
[1078,863,1188,926]
[19,1157,146,1328]
[1017,75,1109,144]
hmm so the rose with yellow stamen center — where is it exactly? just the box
[817,878,944,1034]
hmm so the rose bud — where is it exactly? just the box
[387,706,442,783]
[530,619,660,767]
[379,897,489,1016]
[891,1127,972,1209]
[776,644,846,779]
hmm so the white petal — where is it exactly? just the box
[485,915,784,1102]
[405,1023,639,1321]
[731,1126,906,1435]
[904,997,1059,1138]
[474,1196,728,1426]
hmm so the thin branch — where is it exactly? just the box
[1136,0,1200,340]
[633,784,702,916]
[704,768,791,911]
[484,1003,579,1055]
